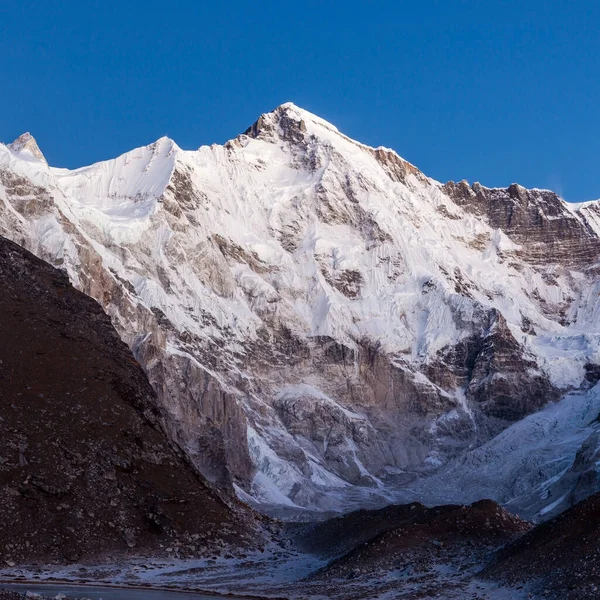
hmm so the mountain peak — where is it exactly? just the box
[276,101,300,111]
[8,132,47,164]
[243,103,308,141]
[242,102,345,144]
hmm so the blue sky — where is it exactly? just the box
[1,1,598,201]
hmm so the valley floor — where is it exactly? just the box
[0,549,541,600]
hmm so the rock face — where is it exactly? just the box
[0,235,256,564]
[0,103,599,513]
[444,180,600,268]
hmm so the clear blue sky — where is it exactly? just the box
[1,1,598,201]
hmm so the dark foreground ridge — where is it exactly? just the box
[293,498,530,561]
[0,235,258,565]
[274,499,534,598]
[485,491,600,599]
[290,497,600,598]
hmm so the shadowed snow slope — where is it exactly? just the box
[1,103,599,516]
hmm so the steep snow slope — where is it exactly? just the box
[0,103,599,515]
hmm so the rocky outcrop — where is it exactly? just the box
[444,180,600,268]
[428,309,559,425]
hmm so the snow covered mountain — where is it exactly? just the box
[1,103,599,518]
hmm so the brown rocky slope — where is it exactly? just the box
[0,235,260,565]
[485,491,600,599]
